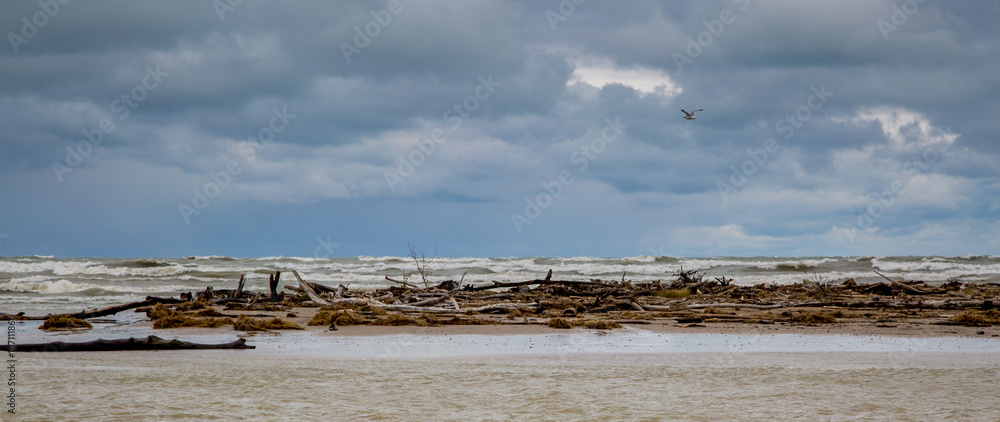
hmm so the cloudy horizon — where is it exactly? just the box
[1,0,998,258]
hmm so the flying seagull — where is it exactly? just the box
[681,109,703,120]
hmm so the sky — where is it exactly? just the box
[1,0,999,258]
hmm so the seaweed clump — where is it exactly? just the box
[579,319,621,330]
[233,314,303,331]
[652,289,690,299]
[422,315,497,326]
[40,315,93,331]
[372,313,428,326]
[308,310,367,326]
[148,304,231,329]
[548,317,573,329]
[506,307,534,319]
[791,311,837,324]
[951,309,1000,326]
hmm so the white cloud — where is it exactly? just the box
[838,106,959,149]
[896,173,971,209]
[667,223,790,254]
[569,55,681,99]
[829,105,961,189]
[4,2,1000,257]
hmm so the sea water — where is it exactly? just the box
[12,340,1000,420]
[3,255,1000,314]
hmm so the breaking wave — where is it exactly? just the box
[3,255,999,312]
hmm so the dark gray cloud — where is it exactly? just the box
[1,0,998,257]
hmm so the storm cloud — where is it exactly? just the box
[1,0,998,258]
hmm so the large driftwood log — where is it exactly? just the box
[642,302,832,311]
[1,296,185,321]
[292,270,333,305]
[408,295,452,307]
[873,270,933,295]
[385,276,419,289]
[642,298,966,312]
[236,274,247,297]
[1,335,253,352]
[455,293,516,301]
[269,271,282,301]
[469,279,612,291]
[687,303,785,310]
[641,304,686,311]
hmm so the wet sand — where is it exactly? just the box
[14,302,1000,346]
[13,311,1000,360]
[315,319,999,338]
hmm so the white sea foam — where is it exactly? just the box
[750,258,839,270]
[187,255,234,260]
[0,260,195,277]
[677,257,842,271]
[0,260,98,274]
[253,256,331,262]
[872,258,1000,274]
[0,294,148,313]
[1,279,190,294]
[2,279,86,293]
[10,275,55,283]
[677,258,750,270]
[357,255,405,261]
[93,265,191,277]
[13,255,55,261]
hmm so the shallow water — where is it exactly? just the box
[14,350,1000,421]
[9,325,1000,421]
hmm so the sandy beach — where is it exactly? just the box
[165,305,1000,339]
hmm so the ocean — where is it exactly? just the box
[3,254,1000,315]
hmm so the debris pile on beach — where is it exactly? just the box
[4,268,999,335]
[284,267,1000,330]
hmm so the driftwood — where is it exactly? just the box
[640,299,976,312]
[269,271,282,301]
[147,296,188,304]
[687,303,785,310]
[408,295,452,307]
[458,293,515,301]
[288,268,996,324]
[212,297,251,305]
[10,265,992,333]
[385,276,419,289]
[202,286,214,301]
[293,270,545,313]
[642,303,780,311]
[236,274,247,297]
[1,335,253,352]
[1,296,184,321]
[470,279,612,292]
[873,270,933,295]
[188,265,998,329]
[292,270,332,305]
